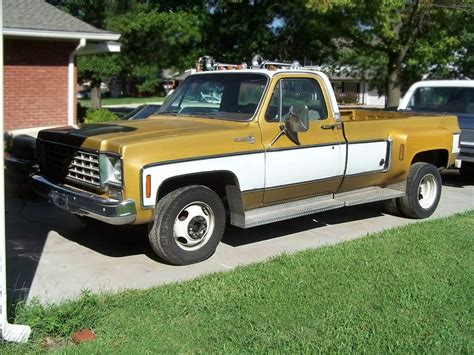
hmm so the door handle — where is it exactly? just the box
[320,124,337,130]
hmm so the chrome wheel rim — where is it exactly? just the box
[418,174,437,209]
[173,202,215,251]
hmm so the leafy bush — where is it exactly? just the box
[83,108,119,124]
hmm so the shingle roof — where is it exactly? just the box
[3,0,114,35]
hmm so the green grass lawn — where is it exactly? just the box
[2,211,473,353]
[79,95,165,107]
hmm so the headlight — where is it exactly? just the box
[113,160,122,181]
[99,153,122,186]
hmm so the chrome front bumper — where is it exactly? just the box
[31,174,136,225]
[5,154,38,180]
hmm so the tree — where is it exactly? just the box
[106,7,202,93]
[202,1,276,63]
[202,0,338,67]
[50,0,473,108]
[77,54,122,109]
[47,0,134,28]
[48,0,136,108]
[48,1,203,107]
[268,0,340,64]
[306,0,474,106]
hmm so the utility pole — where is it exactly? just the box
[0,0,31,342]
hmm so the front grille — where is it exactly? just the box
[67,151,100,186]
[39,141,101,189]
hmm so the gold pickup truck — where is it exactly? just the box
[32,58,461,265]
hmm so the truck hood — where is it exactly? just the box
[38,115,245,152]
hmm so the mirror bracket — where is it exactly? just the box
[269,126,286,147]
[269,124,301,147]
[269,105,308,147]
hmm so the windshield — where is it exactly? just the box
[158,73,268,121]
[407,86,474,114]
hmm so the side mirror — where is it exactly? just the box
[286,105,309,133]
[273,105,309,147]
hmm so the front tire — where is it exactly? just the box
[148,185,226,265]
[399,162,442,219]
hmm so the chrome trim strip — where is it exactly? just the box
[264,175,344,191]
[456,154,474,162]
[269,71,340,120]
[31,174,136,225]
[142,149,265,170]
[346,139,387,145]
[266,142,340,152]
[161,72,271,123]
[142,139,387,170]
[263,76,329,122]
[383,139,393,172]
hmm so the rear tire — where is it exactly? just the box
[399,162,442,219]
[148,185,226,265]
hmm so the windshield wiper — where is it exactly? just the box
[155,112,179,116]
[185,112,217,119]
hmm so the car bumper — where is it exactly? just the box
[455,152,474,167]
[31,174,136,225]
[5,154,38,180]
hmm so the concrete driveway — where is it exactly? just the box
[5,171,474,305]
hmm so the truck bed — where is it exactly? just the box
[340,109,440,122]
[337,108,460,177]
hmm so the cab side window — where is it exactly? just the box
[265,78,328,122]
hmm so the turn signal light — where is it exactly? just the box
[399,144,405,161]
[146,174,151,198]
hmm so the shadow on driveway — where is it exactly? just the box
[5,185,383,302]
[5,183,160,302]
[441,169,473,188]
[222,203,385,247]
[5,169,471,302]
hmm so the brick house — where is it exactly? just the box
[305,65,386,107]
[3,0,120,133]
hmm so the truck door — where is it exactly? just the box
[259,74,346,205]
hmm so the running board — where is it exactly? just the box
[235,185,405,229]
[334,185,405,206]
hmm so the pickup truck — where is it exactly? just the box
[31,57,461,265]
[398,80,473,174]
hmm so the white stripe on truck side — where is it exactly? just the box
[141,140,390,207]
[345,141,389,176]
[142,152,265,207]
[265,144,346,188]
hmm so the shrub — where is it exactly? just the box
[76,103,88,123]
[12,291,106,339]
[84,108,119,124]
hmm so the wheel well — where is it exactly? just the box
[411,149,448,169]
[157,171,239,203]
